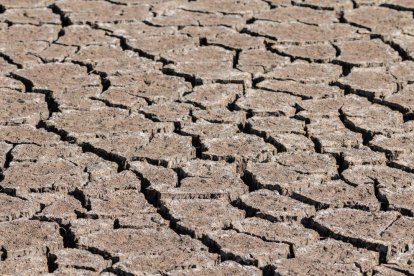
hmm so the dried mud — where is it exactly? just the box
[0,0,414,275]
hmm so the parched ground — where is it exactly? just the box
[0,0,414,275]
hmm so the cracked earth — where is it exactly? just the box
[0,0,414,275]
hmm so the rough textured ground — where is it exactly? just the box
[0,0,414,275]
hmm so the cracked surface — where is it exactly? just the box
[0,0,414,275]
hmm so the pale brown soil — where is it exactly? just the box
[0,0,414,275]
